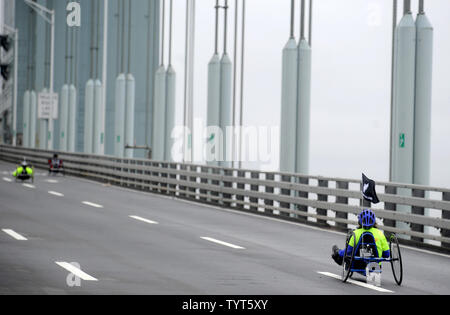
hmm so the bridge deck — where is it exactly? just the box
[0,161,449,295]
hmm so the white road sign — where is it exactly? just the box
[38,92,58,119]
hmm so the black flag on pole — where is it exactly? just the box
[362,173,380,204]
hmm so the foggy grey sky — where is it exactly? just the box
[168,0,449,188]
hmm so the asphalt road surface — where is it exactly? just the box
[0,161,449,295]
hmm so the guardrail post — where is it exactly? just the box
[211,168,220,205]
[119,158,124,187]
[143,161,150,191]
[411,188,425,243]
[179,164,187,198]
[131,159,137,189]
[150,161,159,193]
[223,168,233,207]
[188,165,197,201]
[250,172,259,212]
[336,181,349,230]
[222,169,233,208]
[236,170,246,210]
[280,175,292,217]
[265,173,275,214]
[168,163,177,196]
[296,176,308,222]
[161,163,169,195]
[443,192,450,249]
[200,166,209,202]
[136,160,143,190]
[384,185,397,229]
[317,179,328,226]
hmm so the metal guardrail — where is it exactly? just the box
[1,144,449,250]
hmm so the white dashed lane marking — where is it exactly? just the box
[2,229,28,241]
[55,262,98,281]
[201,237,245,250]
[48,191,64,197]
[129,215,159,225]
[82,201,104,208]
[317,272,394,293]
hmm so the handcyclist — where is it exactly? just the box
[13,160,34,179]
[331,209,390,266]
[48,153,63,171]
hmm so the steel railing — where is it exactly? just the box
[1,144,449,250]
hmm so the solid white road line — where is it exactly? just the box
[55,262,98,281]
[201,237,245,250]
[129,215,158,225]
[48,191,64,197]
[2,229,28,241]
[22,183,35,189]
[82,201,104,208]
[2,177,12,182]
[46,179,59,183]
[317,271,394,293]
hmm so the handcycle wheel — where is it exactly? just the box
[390,234,403,286]
[342,232,356,283]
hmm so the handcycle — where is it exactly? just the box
[48,158,65,176]
[14,167,35,184]
[341,231,403,286]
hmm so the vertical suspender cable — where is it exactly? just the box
[404,0,411,14]
[300,0,305,40]
[121,0,126,74]
[116,0,121,73]
[168,0,173,67]
[127,0,132,73]
[232,0,238,166]
[238,0,245,169]
[207,0,221,165]
[99,0,109,155]
[61,1,71,151]
[90,0,95,78]
[418,0,424,13]
[74,6,78,86]
[165,0,176,161]
[183,0,196,162]
[296,0,312,175]
[223,0,228,54]
[146,0,153,147]
[215,0,219,55]
[65,8,70,85]
[389,0,397,181]
[183,0,189,162]
[290,0,295,39]
[188,1,196,162]
[161,0,166,66]
[30,9,37,148]
[26,10,32,91]
[96,0,101,79]
[153,0,168,160]
[220,0,233,167]
[308,0,313,46]
[279,0,298,172]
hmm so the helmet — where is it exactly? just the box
[21,161,28,167]
[358,209,376,229]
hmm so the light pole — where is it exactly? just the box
[1,24,18,146]
[24,0,55,149]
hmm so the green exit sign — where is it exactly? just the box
[399,133,405,148]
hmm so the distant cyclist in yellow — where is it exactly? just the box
[13,161,34,180]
